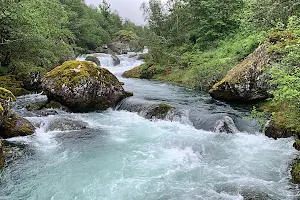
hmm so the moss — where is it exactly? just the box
[45,60,116,89]
[0,76,31,97]
[0,87,16,101]
[147,103,174,119]
[260,100,300,133]
[122,65,143,78]
[20,124,33,133]
[85,56,100,66]
[211,45,273,89]
[292,160,300,184]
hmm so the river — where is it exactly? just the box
[0,53,298,200]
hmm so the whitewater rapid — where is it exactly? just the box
[0,53,299,200]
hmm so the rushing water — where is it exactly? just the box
[0,54,299,200]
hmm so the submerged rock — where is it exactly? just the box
[209,45,275,101]
[26,100,68,111]
[145,104,175,120]
[0,112,35,139]
[42,60,132,112]
[85,56,101,66]
[46,118,88,132]
[214,116,239,133]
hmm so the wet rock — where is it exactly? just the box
[85,56,101,66]
[209,45,276,101]
[145,104,175,120]
[26,100,68,112]
[46,118,88,132]
[111,55,120,66]
[0,140,4,168]
[264,120,297,139]
[214,116,239,133]
[42,61,131,112]
[293,140,300,151]
[16,67,46,92]
[33,110,59,117]
[0,112,35,139]
[292,160,300,184]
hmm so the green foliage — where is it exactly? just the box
[243,0,300,30]
[0,0,140,75]
[115,30,137,42]
[247,106,269,132]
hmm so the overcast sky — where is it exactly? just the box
[85,0,147,25]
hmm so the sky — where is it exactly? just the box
[85,0,147,25]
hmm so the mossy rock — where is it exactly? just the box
[122,63,162,79]
[85,56,101,66]
[0,112,35,138]
[293,140,300,151]
[145,103,175,119]
[292,160,300,184]
[209,45,275,101]
[42,60,130,112]
[16,66,46,92]
[122,66,143,78]
[262,101,300,139]
[0,76,31,96]
[0,87,16,101]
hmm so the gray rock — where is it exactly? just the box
[0,112,35,139]
[214,116,239,133]
[46,118,88,132]
[85,56,101,66]
[111,55,120,66]
[209,45,275,101]
[42,61,132,112]
[265,120,298,139]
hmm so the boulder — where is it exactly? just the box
[0,112,35,139]
[209,45,275,101]
[108,42,131,54]
[214,116,239,133]
[264,120,298,139]
[111,55,120,66]
[85,56,101,66]
[293,140,300,151]
[16,67,46,92]
[46,118,88,132]
[42,61,132,112]
[0,140,4,168]
[20,71,44,92]
[26,100,68,111]
[145,104,175,119]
